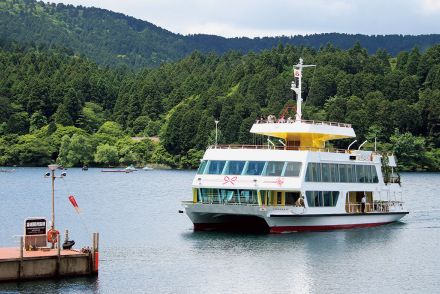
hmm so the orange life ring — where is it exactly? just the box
[47,229,59,243]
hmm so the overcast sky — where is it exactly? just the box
[51,0,440,37]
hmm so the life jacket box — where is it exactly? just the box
[24,217,47,250]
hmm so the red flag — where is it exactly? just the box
[68,195,81,214]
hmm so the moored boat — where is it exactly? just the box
[182,58,408,233]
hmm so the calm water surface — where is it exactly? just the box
[0,169,439,293]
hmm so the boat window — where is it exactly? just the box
[197,188,259,204]
[283,162,302,177]
[263,161,284,176]
[305,162,321,182]
[322,163,331,182]
[206,160,226,174]
[339,164,348,182]
[223,161,246,175]
[243,161,266,175]
[371,166,379,183]
[329,164,339,182]
[306,163,379,183]
[306,191,339,207]
[346,164,356,183]
[196,160,208,174]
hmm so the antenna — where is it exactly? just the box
[291,58,316,122]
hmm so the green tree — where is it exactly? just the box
[6,112,30,135]
[97,121,123,137]
[57,135,71,167]
[29,111,48,133]
[94,144,119,166]
[66,134,93,166]
[77,102,105,132]
[391,131,426,170]
[406,47,420,76]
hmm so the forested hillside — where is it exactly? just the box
[2,0,440,68]
[1,42,439,170]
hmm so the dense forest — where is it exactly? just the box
[1,41,439,170]
[2,0,440,68]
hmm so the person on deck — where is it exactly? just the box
[361,194,367,213]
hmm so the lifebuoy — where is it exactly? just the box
[47,229,59,243]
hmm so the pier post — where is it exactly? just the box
[56,234,61,277]
[91,232,99,274]
[18,236,23,280]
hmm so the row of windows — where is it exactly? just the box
[197,188,259,204]
[197,189,300,205]
[196,188,339,207]
[197,160,302,177]
[306,191,339,207]
[305,163,379,183]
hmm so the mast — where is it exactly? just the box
[291,58,315,122]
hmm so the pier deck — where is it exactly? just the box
[0,247,86,261]
[0,234,99,283]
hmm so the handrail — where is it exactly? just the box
[208,144,355,154]
[183,200,405,212]
[254,119,352,128]
[346,201,404,213]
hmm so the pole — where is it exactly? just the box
[51,169,55,232]
[215,120,219,147]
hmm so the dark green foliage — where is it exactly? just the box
[1,36,440,169]
[3,0,440,68]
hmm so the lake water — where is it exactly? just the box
[0,169,439,293]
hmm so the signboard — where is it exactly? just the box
[25,218,47,235]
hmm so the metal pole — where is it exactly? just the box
[51,169,55,231]
[215,120,219,147]
[19,236,23,280]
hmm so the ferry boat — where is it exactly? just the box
[182,58,408,233]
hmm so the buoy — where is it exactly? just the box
[47,229,59,244]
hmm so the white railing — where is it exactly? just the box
[254,119,352,128]
[346,201,405,213]
[209,144,352,154]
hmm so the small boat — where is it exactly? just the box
[0,169,16,173]
[101,169,132,173]
[125,165,137,172]
[82,165,88,171]
[142,166,154,171]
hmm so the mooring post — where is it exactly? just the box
[56,234,61,277]
[18,236,24,280]
[91,232,99,274]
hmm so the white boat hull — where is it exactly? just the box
[184,203,408,233]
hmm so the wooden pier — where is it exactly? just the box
[0,233,99,282]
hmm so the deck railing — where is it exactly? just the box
[208,144,352,154]
[346,201,404,213]
[254,119,352,128]
[183,200,405,213]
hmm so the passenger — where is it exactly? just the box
[361,194,366,213]
[287,116,293,123]
[296,196,305,207]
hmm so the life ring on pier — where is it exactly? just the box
[47,229,60,244]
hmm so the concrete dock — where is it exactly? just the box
[0,233,99,282]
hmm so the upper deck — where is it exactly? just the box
[250,118,356,149]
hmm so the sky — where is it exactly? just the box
[50,0,440,37]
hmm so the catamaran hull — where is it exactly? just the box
[184,204,408,233]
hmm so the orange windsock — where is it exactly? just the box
[68,195,81,214]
